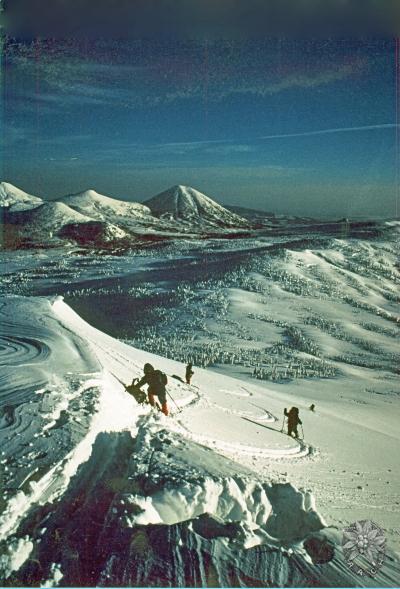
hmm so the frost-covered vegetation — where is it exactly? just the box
[111,235,399,382]
[1,230,399,385]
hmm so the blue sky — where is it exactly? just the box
[2,38,398,217]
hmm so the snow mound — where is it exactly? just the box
[2,200,131,248]
[59,189,151,221]
[0,182,43,212]
[127,418,325,544]
[144,185,249,227]
[11,202,94,240]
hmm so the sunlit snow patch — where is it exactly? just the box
[125,415,325,547]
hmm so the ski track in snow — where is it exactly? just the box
[52,297,310,460]
[0,298,312,552]
[171,418,311,459]
[0,297,334,585]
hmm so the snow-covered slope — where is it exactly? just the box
[3,201,130,247]
[0,295,399,586]
[8,201,94,239]
[227,204,276,218]
[0,182,43,212]
[144,185,249,227]
[59,189,151,221]
[23,201,92,227]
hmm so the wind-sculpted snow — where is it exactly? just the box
[2,419,399,587]
[0,297,135,547]
[0,334,51,366]
[121,417,319,533]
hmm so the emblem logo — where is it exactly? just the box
[342,520,386,577]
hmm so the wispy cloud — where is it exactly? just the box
[43,141,255,162]
[4,119,397,167]
[127,123,399,153]
[4,39,371,111]
[259,123,400,140]
[215,61,367,100]
[133,142,254,156]
[119,123,399,155]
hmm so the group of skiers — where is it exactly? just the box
[127,362,305,438]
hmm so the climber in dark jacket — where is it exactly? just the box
[136,363,169,416]
[284,407,302,438]
[185,362,194,385]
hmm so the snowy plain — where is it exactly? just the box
[0,208,399,585]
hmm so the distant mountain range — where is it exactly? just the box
[226,204,276,219]
[1,181,397,250]
[0,182,250,249]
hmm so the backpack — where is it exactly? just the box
[125,383,147,404]
[155,370,168,386]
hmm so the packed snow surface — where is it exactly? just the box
[22,202,93,228]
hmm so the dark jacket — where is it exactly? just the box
[137,370,167,395]
[284,407,302,427]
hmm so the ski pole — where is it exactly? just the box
[167,390,182,413]
[280,415,286,433]
[109,370,127,387]
[300,424,304,439]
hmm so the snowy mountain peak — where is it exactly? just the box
[59,188,151,220]
[143,185,249,227]
[0,181,43,212]
[78,188,99,198]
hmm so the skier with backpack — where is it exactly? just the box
[135,363,169,416]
